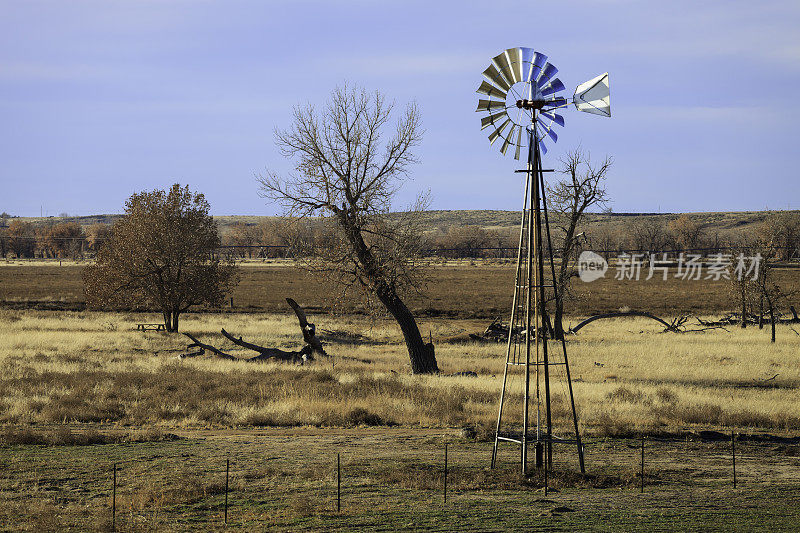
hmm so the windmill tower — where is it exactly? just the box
[476,47,611,475]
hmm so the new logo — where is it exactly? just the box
[578,251,608,282]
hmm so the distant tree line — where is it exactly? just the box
[219,220,520,260]
[1,211,799,262]
[584,211,800,261]
[217,212,800,261]
[0,218,111,259]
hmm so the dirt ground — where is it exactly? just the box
[2,261,800,317]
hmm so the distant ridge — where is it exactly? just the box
[6,209,798,238]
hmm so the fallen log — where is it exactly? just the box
[180,331,313,364]
[221,328,314,363]
[178,298,326,364]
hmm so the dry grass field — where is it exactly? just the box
[1,306,799,531]
[1,310,798,433]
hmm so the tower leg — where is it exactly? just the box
[491,159,531,470]
[537,152,586,474]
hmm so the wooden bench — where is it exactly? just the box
[136,323,165,332]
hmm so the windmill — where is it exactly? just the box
[477,47,611,475]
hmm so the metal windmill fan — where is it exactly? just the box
[476,47,610,158]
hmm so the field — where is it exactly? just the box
[2,261,800,530]
[3,260,800,317]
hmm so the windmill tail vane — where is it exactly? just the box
[476,47,611,159]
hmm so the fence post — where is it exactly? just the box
[640,436,645,493]
[224,458,229,525]
[444,444,448,503]
[544,457,548,496]
[337,453,341,513]
[732,430,736,488]
[112,463,117,532]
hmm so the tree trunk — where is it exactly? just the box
[553,302,565,340]
[740,284,747,329]
[336,210,438,374]
[376,287,438,374]
[759,295,764,329]
[163,309,179,332]
[769,301,775,343]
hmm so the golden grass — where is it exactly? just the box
[0,310,798,434]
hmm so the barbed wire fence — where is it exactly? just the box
[4,431,799,529]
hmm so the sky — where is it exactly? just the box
[1,0,799,217]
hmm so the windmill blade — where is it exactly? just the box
[504,47,524,85]
[480,111,507,130]
[538,139,548,155]
[537,118,558,143]
[539,111,565,127]
[531,51,547,80]
[513,125,524,160]
[488,118,512,145]
[537,62,558,89]
[573,72,611,117]
[476,99,507,112]
[482,65,511,92]
[491,52,517,86]
[539,78,565,97]
[476,80,507,99]
[519,47,535,81]
[500,124,518,155]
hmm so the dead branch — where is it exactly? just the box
[181,332,236,360]
[569,311,677,334]
[286,297,327,355]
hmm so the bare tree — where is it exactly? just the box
[438,225,492,258]
[588,225,621,260]
[630,217,668,253]
[6,220,35,258]
[85,223,112,253]
[228,222,260,258]
[746,234,796,342]
[547,148,611,338]
[667,214,703,252]
[258,85,438,374]
[728,239,758,329]
[759,211,800,261]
